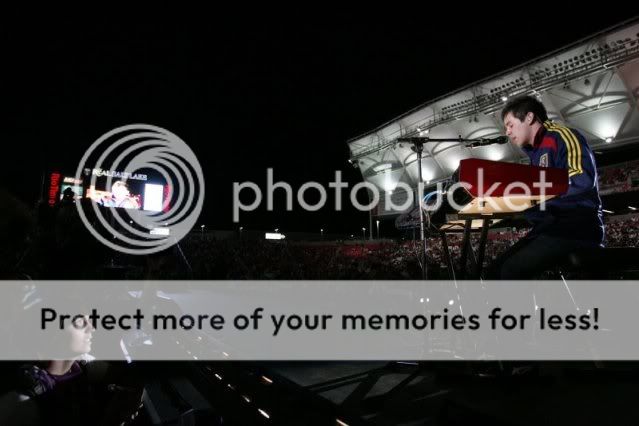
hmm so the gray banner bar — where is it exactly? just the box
[1,280,636,361]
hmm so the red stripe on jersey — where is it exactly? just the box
[539,135,558,152]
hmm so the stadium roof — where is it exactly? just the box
[347,18,639,216]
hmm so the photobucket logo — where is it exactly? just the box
[75,124,205,255]
[232,168,552,221]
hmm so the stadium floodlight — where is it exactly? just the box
[265,233,285,240]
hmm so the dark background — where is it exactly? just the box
[3,11,635,234]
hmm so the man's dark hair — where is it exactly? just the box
[501,95,549,123]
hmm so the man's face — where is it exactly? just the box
[68,315,94,355]
[503,112,533,148]
[112,184,129,200]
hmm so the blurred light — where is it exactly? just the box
[258,409,270,419]
[603,209,614,214]
[261,375,273,384]
[150,227,170,236]
[486,148,505,162]
[448,300,454,305]
[336,419,350,426]
[242,395,251,403]
[629,206,637,211]
[605,137,613,143]
[119,338,132,364]
[501,96,508,102]
[265,233,285,240]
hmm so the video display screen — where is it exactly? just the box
[84,171,165,212]
[59,184,84,201]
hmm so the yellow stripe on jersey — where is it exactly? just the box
[544,121,583,177]
[555,125,583,177]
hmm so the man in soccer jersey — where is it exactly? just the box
[489,95,604,279]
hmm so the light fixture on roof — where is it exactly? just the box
[373,163,393,172]
[605,137,613,143]
[602,209,614,214]
[501,95,508,102]
[629,206,637,211]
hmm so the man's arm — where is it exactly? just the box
[546,127,598,197]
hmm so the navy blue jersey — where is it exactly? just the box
[522,120,604,246]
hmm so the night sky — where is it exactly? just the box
[3,12,634,234]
